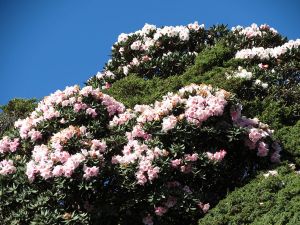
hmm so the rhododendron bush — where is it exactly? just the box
[1,21,299,225]
[0,83,280,224]
[87,22,285,88]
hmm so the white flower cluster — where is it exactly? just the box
[231,23,278,38]
[88,21,206,85]
[235,39,300,60]
[254,79,268,89]
[117,21,204,45]
[226,66,269,89]
[226,66,253,80]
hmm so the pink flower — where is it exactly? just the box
[198,202,210,213]
[147,166,160,181]
[91,140,107,152]
[0,136,20,153]
[0,159,16,176]
[185,153,198,162]
[52,165,64,177]
[83,165,99,179]
[26,161,36,182]
[214,149,227,161]
[73,102,87,112]
[86,108,98,118]
[257,142,269,157]
[101,94,125,116]
[258,63,269,69]
[154,206,168,216]
[79,86,93,97]
[162,115,177,132]
[171,159,182,168]
[249,128,263,144]
[28,129,42,142]
[180,164,192,173]
[207,149,227,162]
[136,171,147,185]
[105,82,111,89]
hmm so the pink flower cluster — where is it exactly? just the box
[231,106,281,161]
[83,165,99,180]
[109,110,136,127]
[170,153,200,175]
[0,159,16,176]
[101,94,125,116]
[235,39,300,60]
[25,125,106,182]
[185,94,227,126]
[112,84,230,184]
[206,150,227,162]
[14,85,125,141]
[0,136,19,154]
[112,138,164,185]
[161,115,177,132]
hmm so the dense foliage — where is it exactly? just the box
[198,164,300,225]
[0,22,299,225]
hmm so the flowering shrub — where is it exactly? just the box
[86,22,286,89]
[229,23,286,49]
[0,82,280,224]
[107,84,280,224]
[87,21,214,87]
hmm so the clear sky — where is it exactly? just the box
[0,0,299,105]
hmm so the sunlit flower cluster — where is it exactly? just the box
[226,66,253,80]
[0,136,19,154]
[26,125,107,182]
[226,66,268,88]
[235,39,300,60]
[231,23,278,38]
[0,159,16,176]
[87,21,208,86]
[112,84,278,190]
[14,85,124,141]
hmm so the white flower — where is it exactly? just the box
[162,115,177,132]
[117,33,129,43]
[261,83,268,89]
[263,170,278,178]
[255,79,262,85]
[123,66,129,75]
[141,23,156,34]
[130,40,142,50]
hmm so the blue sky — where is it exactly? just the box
[0,0,299,106]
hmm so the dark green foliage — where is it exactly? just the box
[198,164,300,225]
[275,121,300,166]
[183,42,233,78]
[105,74,184,108]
